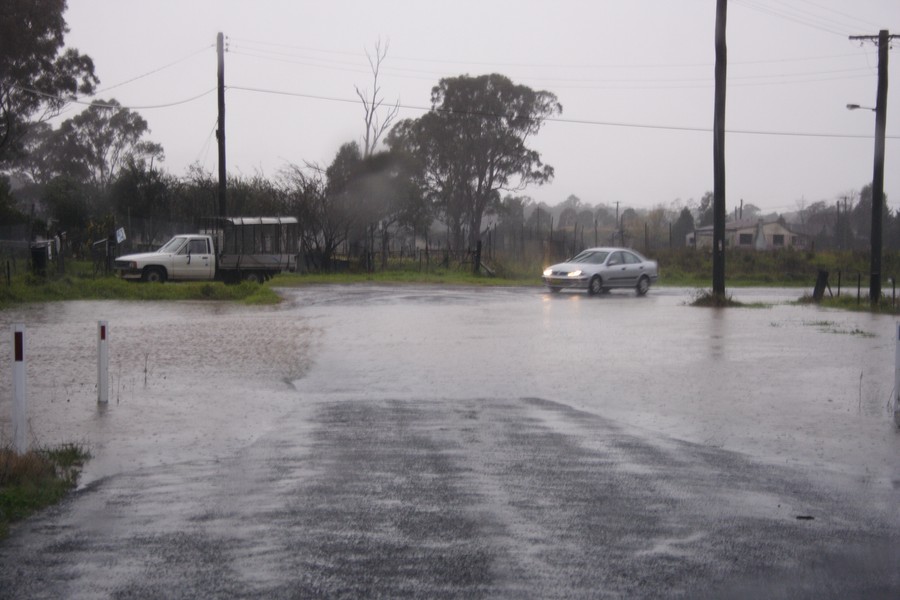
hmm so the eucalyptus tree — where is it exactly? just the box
[671,207,696,248]
[51,99,163,192]
[387,74,561,254]
[0,0,97,165]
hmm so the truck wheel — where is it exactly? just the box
[243,271,263,284]
[142,266,166,283]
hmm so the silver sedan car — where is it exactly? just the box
[542,247,659,296]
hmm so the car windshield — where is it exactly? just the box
[158,237,186,254]
[569,250,609,265]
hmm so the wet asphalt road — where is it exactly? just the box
[0,285,898,597]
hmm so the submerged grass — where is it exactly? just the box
[688,289,766,308]
[0,443,91,539]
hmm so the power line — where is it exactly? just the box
[230,46,877,91]
[95,45,214,94]
[228,35,872,72]
[732,0,856,37]
[12,84,217,110]
[226,84,900,140]
[793,0,883,31]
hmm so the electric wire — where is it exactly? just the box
[194,119,219,167]
[94,44,214,94]
[732,0,857,37]
[226,84,900,140]
[793,0,884,31]
[228,36,872,71]
[229,47,878,91]
[11,84,217,110]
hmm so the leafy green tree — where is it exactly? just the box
[850,183,889,246]
[496,195,528,231]
[575,209,596,231]
[172,164,218,223]
[740,203,761,221]
[41,176,90,236]
[0,0,97,165]
[671,207,695,248]
[0,175,26,225]
[109,157,176,245]
[594,205,616,228]
[226,173,286,216]
[387,74,561,253]
[51,99,163,191]
[558,206,578,229]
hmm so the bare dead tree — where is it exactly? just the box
[355,39,400,158]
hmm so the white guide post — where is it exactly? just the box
[98,321,109,404]
[12,324,27,454]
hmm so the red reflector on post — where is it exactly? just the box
[14,331,23,362]
[100,325,106,341]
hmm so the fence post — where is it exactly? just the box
[98,321,109,404]
[12,324,27,454]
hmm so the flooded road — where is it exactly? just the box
[0,285,898,597]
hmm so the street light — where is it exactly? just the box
[846,103,875,112]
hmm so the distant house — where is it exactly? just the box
[687,218,808,250]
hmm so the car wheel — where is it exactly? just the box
[142,266,166,283]
[588,275,603,296]
[636,275,650,296]
[549,287,561,294]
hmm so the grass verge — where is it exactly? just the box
[796,293,900,315]
[0,443,91,539]
[0,265,280,308]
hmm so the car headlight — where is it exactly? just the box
[543,268,553,277]
[568,270,582,277]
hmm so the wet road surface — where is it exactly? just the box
[0,285,898,597]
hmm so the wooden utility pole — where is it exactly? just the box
[849,30,896,305]
[216,32,227,218]
[712,0,727,297]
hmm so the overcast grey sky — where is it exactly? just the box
[62,0,899,214]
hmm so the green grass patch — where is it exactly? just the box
[0,443,91,539]
[796,293,900,315]
[0,262,280,308]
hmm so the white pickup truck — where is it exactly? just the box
[114,217,299,283]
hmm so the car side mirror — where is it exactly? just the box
[608,259,618,266]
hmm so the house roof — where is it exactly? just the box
[693,217,804,235]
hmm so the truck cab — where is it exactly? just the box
[115,235,215,282]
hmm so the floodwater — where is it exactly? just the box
[0,285,897,485]
[0,285,898,597]
[284,285,900,481]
